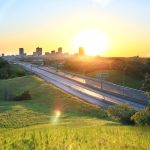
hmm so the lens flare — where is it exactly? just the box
[51,110,61,123]
[55,110,61,117]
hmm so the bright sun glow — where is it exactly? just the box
[73,29,109,56]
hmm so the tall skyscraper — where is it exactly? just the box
[19,48,24,56]
[79,47,85,56]
[58,47,62,54]
[36,47,42,56]
[51,50,55,55]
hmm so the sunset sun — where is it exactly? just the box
[73,29,109,56]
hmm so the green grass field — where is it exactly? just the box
[87,70,143,89]
[0,75,150,150]
[1,124,150,150]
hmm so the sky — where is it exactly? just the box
[0,0,150,56]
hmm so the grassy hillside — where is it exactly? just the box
[0,75,107,128]
[0,75,150,150]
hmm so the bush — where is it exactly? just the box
[13,91,32,101]
[0,58,27,79]
[0,58,9,68]
[131,103,150,125]
[0,68,9,79]
[142,73,150,92]
[16,69,26,77]
[107,104,136,125]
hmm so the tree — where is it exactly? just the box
[0,58,9,68]
[107,104,136,125]
[13,91,32,101]
[142,73,150,94]
[131,102,150,125]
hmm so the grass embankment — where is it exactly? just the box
[87,70,143,89]
[0,75,106,128]
[0,75,150,150]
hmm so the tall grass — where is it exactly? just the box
[0,75,150,150]
[0,124,150,150]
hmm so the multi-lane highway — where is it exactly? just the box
[16,62,148,110]
[39,66,148,101]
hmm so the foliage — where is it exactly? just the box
[0,58,26,79]
[63,57,150,78]
[0,124,150,150]
[63,57,110,74]
[131,102,150,125]
[13,91,32,101]
[107,104,136,125]
[0,58,9,68]
[142,73,150,93]
[61,57,150,89]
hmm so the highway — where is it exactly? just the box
[39,66,148,102]
[16,62,148,110]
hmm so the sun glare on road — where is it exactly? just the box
[73,29,110,56]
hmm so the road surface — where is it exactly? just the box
[16,62,148,110]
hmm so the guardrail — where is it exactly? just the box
[17,62,149,102]
[49,68,149,101]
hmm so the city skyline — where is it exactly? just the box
[0,0,150,57]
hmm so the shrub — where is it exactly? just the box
[0,58,26,79]
[131,102,150,125]
[16,69,26,77]
[107,104,136,125]
[13,91,32,101]
[142,73,150,92]
[0,68,9,79]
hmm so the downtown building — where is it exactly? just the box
[33,47,42,56]
[19,48,26,57]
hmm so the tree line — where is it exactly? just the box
[0,58,27,79]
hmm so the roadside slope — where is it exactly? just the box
[0,75,107,128]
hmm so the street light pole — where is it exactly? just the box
[31,64,32,71]
[122,67,126,96]
[100,77,103,90]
